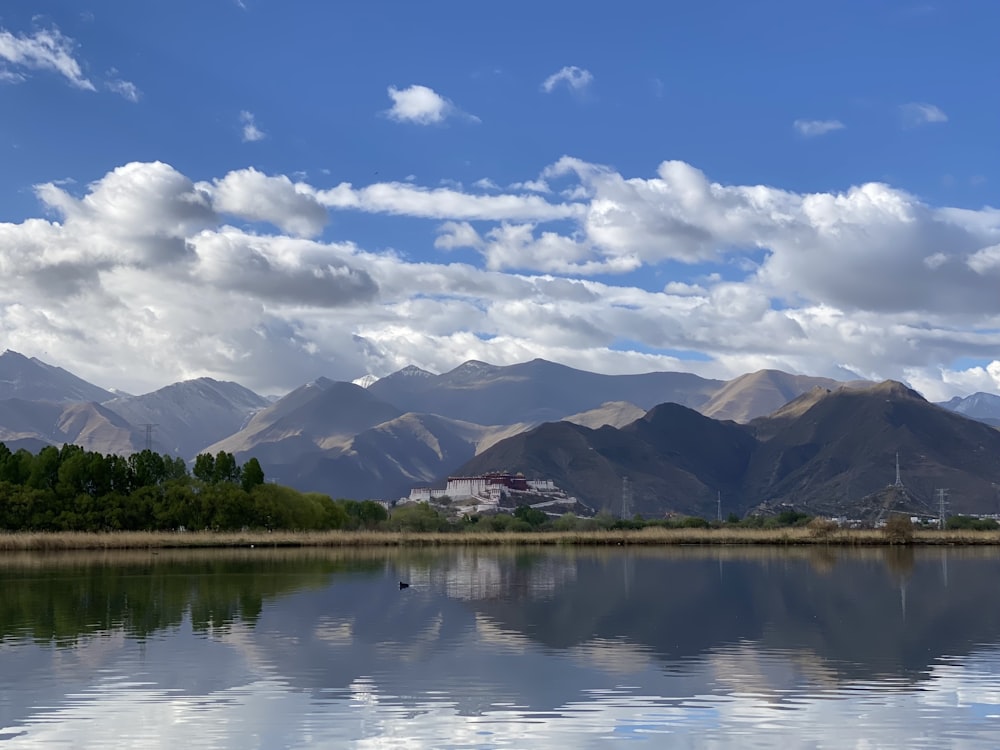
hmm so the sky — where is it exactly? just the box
[1,1,998,400]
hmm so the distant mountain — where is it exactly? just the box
[455,381,1000,519]
[0,398,140,455]
[0,350,112,403]
[939,392,1000,428]
[203,378,404,467]
[699,370,846,423]
[561,401,647,430]
[369,358,724,426]
[743,381,1000,517]
[103,378,270,458]
[454,403,756,517]
[283,412,493,499]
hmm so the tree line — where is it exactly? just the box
[0,443,390,532]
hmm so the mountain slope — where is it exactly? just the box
[203,378,404,465]
[699,370,845,423]
[103,377,269,458]
[369,358,723,425]
[744,381,1000,517]
[939,392,1000,428]
[0,350,113,403]
[562,401,647,430]
[285,412,493,499]
[0,399,140,455]
[454,404,756,517]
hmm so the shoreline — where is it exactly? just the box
[2,527,999,551]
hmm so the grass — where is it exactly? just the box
[1,526,999,551]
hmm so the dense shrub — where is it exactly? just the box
[883,515,914,545]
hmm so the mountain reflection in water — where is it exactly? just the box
[1,546,999,748]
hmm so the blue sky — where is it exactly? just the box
[1,1,998,398]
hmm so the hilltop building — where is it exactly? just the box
[406,472,570,514]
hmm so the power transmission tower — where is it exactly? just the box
[621,476,632,520]
[717,491,722,522]
[140,423,158,452]
[936,488,949,530]
[894,452,904,488]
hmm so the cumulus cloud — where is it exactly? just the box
[239,111,266,142]
[384,84,478,125]
[4,158,1000,399]
[793,119,845,137]
[316,181,579,221]
[541,66,593,94]
[0,26,95,90]
[207,168,328,237]
[901,102,948,127]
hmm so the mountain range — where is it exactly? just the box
[1,348,998,518]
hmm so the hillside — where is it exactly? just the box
[0,399,139,455]
[103,377,269,457]
[0,350,112,403]
[456,381,1000,519]
[202,378,404,466]
[454,404,756,518]
[743,381,1000,517]
[369,358,724,425]
[699,370,845,423]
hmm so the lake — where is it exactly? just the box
[2,545,1000,748]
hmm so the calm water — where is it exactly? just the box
[2,546,1000,748]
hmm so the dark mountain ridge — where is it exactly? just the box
[457,381,1000,518]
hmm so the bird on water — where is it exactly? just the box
[399,581,410,590]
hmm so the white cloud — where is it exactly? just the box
[239,111,266,142]
[107,75,140,102]
[0,26,95,90]
[4,158,1000,399]
[541,66,593,94]
[434,221,483,251]
[509,179,550,193]
[207,168,328,237]
[384,84,478,125]
[901,102,948,126]
[316,181,580,222]
[793,119,845,137]
[967,244,1000,275]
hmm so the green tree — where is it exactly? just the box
[193,453,216,483]
[514,505,548,528]
[386,502,450,532]
[213,451,241,484]
[27,446,61,491]
[241,457,265,491]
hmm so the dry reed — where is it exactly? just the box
[0,526,998,551]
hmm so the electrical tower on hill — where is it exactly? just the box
[621,476,632,520]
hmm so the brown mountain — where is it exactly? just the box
[453,381,1000,519]
[699,370,846,423]
[562,401,647,430]
[0,350,113,403]
[285,413,491,499]
[0,399,140,455]
[202,378,403,466]
[368,358,724,425]
[743,381,1000,518]
[453,402,756,517]
[103,377,269,458]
